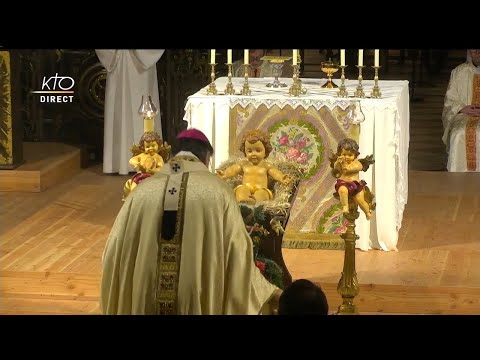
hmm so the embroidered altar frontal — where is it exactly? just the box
[230,103,359,249]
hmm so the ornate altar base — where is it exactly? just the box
[0,142,81,192]
[229,103,359,250]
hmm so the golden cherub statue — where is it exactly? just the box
[216,129,292,205]
[123,131,171,200]
[329,138,375,220]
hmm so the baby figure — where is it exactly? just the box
[217,129,291,205]
[123,131,165,200]
[331,138,373,220]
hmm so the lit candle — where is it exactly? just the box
[144,118,154,133]
[374,49,380,67]
[244,49,249,65]
[227,49,232,64]
[358,49,363,67]
[210,49,215,64]
[293,49,298,66]
[340,49,345,66]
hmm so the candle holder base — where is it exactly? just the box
[289,64,307,97]
[206,63,218,95]
[354,65,365,98]
[225,82,235,95]
[337,65,348,98]
[241,84,251,96]
[370,66,382,98]
[240,64,251,95]
[354,88,365,98]
[371,87,382,98]
[207,82,218,95]
[224,63,236,95]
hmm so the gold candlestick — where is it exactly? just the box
[330,139,375,315]
[354,65,365,98]
[206,63,217,95]
[337,65,348,98]
[371,66,382,98]
[240,64,251,95]
[337,207,360,314]
[224,63,235,95]
[288,65,307,97]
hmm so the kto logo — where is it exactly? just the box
[31,73,75,103]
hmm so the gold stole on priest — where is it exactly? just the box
[466,74,480,171]
[155,160,189,315]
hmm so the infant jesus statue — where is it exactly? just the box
[216,129,292,205]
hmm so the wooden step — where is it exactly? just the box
[0,142,81,192]
[410,129,444,137]
[409,144,446,153]
[410,119,444,128]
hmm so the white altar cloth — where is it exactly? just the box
[184,77,410,251]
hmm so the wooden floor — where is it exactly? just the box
[285,170,480,314]
[1,166,479,314]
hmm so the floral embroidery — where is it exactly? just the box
[268,119,324,180]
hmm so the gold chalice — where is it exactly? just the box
[321,59,339,88]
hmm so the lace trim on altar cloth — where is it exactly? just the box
[228,97,354,111]
[227,97,402,113]
[184,96,401,123]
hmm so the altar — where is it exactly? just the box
[184,77,409,251]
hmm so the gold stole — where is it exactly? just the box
[466,74,480,171]
[155,164,189,315]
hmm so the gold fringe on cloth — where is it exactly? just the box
[282,232,344,250]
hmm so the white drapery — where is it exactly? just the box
[96,49,165,174]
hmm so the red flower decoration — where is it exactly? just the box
[255,260,266,272]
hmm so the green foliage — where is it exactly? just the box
[253,244,285,290]
[317,203,341,233]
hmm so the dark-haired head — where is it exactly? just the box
[278,279,329,315]
[336,138,360,158]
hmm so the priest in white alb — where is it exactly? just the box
[95,49,165,175]
[442,49,480,172]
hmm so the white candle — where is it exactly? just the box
[293,49,298,65]
[374,49,380,67]
[210,49,215,64]
[358,49,363,67]
[244,49,249,65]
[340,49,345,66]
[227,49,232,64]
